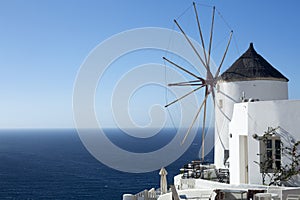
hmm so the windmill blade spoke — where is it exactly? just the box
[168,80,203,86]
[201,86,208,161]
[165,85,204,108]
[211,87,216,106]
[163,57,205,82]
[168,83,204,86]
[207,6,215,68]
[215,30,233,78]
[193,2,208,67]
[181,93,209,145]
[173,19,208,71]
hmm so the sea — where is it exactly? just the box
[0,129,214,200]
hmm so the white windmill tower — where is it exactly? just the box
[214,43,289,169]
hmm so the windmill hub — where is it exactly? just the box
[205,78,214,86]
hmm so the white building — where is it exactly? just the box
[215,43,300,186]
[214,43,289,169]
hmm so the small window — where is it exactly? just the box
[275,161,281,170]
[275,140,280,149]
[266,150,272,158]
[259,135,281,173]
[267,140,272,148]
[216,84,220,92]
[219,99,223,108]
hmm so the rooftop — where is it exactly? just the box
[220,43,289,82]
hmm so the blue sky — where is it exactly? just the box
[1,0,300,128]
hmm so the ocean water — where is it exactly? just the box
[0,129,213,200]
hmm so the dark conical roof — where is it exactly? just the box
[220,43,289,82]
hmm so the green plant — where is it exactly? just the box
[253,127,300,186]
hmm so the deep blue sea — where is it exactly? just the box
[0,129,213,200]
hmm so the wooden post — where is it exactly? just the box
[170,185,180,200]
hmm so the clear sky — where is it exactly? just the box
[1,0,300,129]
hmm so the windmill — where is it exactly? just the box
[163,2,233,162]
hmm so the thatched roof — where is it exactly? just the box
[220,43,288,82]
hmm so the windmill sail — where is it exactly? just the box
[164,2,233,162]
